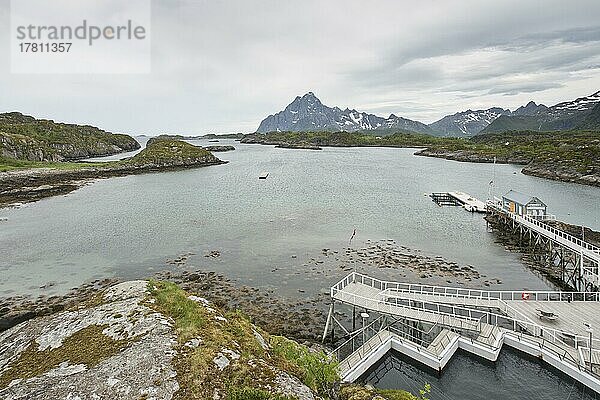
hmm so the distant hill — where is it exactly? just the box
[256,92,433,135]
[482,91,600,133]
[427,101,552,137]
[0,112,140,161]
[575,103,600,130]
[428,108,511,137]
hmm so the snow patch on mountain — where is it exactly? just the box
[256,93,432,134]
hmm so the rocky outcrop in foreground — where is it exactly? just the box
[0,281,180,399]
[0,280,326,400]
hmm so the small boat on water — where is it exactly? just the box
[259,172,269,180]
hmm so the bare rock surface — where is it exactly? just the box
[0,281,179,400]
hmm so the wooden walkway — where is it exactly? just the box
[330,272,600,391]
[333,282,481,332]
[330,272,600,362]
[382,289,600,339]
[487,202,600,290]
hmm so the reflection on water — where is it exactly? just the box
[361,349,598,400]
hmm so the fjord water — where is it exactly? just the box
[1,140,599,298]
[362,349,599,400]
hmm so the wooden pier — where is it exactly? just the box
[486,200,600,291]
[325,272,600,392]
[430,191,487,213]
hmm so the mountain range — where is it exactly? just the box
[481,91,600,134]
[257,92,434,135]
[256,91,600,137]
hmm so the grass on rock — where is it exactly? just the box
[147,280,338,400]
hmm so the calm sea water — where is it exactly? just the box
[361,349,598,400]
[1,139,599,297]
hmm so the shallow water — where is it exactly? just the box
[1,140,599,298]
[361,349,599,400]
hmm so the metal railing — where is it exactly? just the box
[333,285,484,333]
[381,285,600,302]
[487,201,600,257]
[335,318,592,380]
[332,272,600,350]
[334,271,600,302]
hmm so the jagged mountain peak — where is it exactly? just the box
[550,91,600,114]
[256,93,433,134]
[512,101,548,116]
[483,90,600,133]
[428,107,511,137]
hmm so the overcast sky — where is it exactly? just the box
[1,0,600,135]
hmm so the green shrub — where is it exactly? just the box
[270,336,339,397]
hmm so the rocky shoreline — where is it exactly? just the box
[276,143,323,150]
[1,240,503,341]
[522,161,600,187]
[241,135,600,187]
[202,145,235,152]
[413,148,529,164]
[415,149,600,187]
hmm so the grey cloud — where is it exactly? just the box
[0,0,599,133]
[488,82,565,96]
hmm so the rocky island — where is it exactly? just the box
[203,145,236,152]
[0,112,140,162]
[0,136,226,208]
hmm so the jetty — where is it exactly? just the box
[487,195,600,291]
[430,191,486,213]
[323,272,600,393]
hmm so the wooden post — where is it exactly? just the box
[352,305,356,331]
[331,301,336,343]
[322,303,333,343]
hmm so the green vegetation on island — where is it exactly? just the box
[419,130,600,186]
[0,137,226,207]
[242,130,600,187]
[123,137,218,168]
[0,112,140,162]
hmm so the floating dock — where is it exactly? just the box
[430,191,486,213]
[324,272,600,393]
[258,172,269,180]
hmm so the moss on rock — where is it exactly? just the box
[0,324,130,389]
